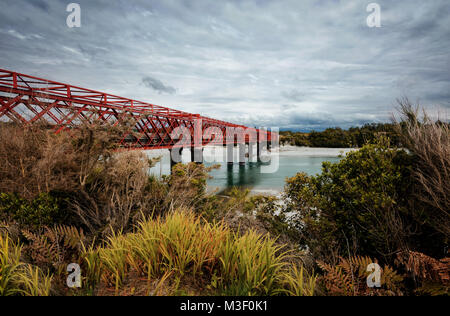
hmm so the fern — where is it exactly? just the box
[396,251,449,295]
[318,256,404,296]
[21,225,85,272]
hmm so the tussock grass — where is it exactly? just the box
[395,99,450,236]
[83,210,316,296]
[277,265,317,296]
[216,230,288,295]
[0,234,52,296]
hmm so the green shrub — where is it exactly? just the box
[284,137,416,262]
[0,193,66,228]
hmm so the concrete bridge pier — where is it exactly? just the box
[248,143,254,163]
[227,163,234,187]
[249,142,262,163]
[225,129,270,166]
[256,141,261,163]
[256,129,263,163]
[239,143,246,166]
[227,143,234,165]
[225,142,260,165]
[191,146,204,164]
[169,147,183,171]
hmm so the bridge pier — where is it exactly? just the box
[169,147,183,171]
[223,129,270,166]
[227,143,234,165]
[256,141,261,163]
[225,143,262,165]
[227,163,234,187]
[249,140,264,164]
[238,163,246,184]
[256,129,262,163]
[191,146,203,164]
[239,143,246,166]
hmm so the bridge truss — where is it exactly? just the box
[0,69,273,150]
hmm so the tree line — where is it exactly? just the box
[280,123,401,148]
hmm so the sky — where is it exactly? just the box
[0,0,449,131]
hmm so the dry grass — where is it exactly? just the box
[394,98,450,236]
[0,122,162,236]
[0,124,59,199]
[0,121,126,200]
[71,150,155,236]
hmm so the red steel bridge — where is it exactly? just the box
[0,69,274,152]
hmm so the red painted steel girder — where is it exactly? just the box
[0,69,276,150]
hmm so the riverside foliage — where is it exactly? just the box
[280,123,401,148]
[0,101,448,296]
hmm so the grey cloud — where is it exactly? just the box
[282,90,306,102]
[28,0,50,12]
[142,76,176,95]
[0,0,448,129]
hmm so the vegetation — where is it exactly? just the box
[82,211,315,296]
[317,256,403,296]
[0,193,65,229]
[393,99,450,237]
[280,123,401,148]
[0,100,448,296]
[283,137,417,262]
[280,100,449,295]
[0,234,52,296]
[0,118,316,296]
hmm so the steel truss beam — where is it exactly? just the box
[0,69,274,150]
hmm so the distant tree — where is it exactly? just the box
[281,123,401,148]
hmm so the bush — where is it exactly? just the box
[309,128,351,148]
[0,122,120,200]
[0,124,218,237]
[284,137,416,263]
[206,188,298,244]
[71,150,157,236]
[279,124,400,148]
[0,193,67,229]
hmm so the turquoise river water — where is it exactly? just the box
[147,147,354,195]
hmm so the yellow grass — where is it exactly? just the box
[83,210,316,296]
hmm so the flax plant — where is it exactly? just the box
[82,211,317,296]
[1,234,52,296]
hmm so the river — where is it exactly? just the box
[147,146,355,195]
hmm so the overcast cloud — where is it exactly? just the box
[0,0,449,130]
